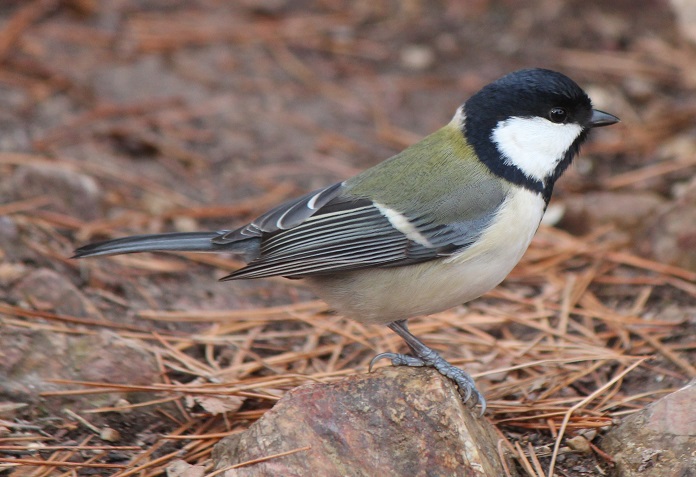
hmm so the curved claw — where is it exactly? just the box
[454,379,476,406]
[466,389,487,416]
[369,352,400,372]
[453,381,486,415]
[476,392,487,416]
[461,383,472,402]
[371,352,427,370]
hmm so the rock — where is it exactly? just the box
[639,176,696,271]
[0,326,160,413]
[0,262,27,289]
[0,214,24,262]
[100,427,121,442]
[557,191,666,236]
[600,380,696,476]
[4,164,104,221]
[670,0,696,45]
[400,44,436,71]
[566,435,592,454]
[167,459,207,477]
[11,268,100,318]
[212,367,517,477]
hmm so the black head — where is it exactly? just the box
[461,68,618,202]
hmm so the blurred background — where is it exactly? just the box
[0,1,694,475]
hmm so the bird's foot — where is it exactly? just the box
[370,349,486,415]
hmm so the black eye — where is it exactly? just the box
[549,107,567,123]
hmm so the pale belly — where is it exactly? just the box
[306,188,546,324]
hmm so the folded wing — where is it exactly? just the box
[219,181,506,280]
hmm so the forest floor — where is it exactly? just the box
[1,1,695,476]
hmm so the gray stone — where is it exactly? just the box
[558,191,666,236]
[5,163,104,221]
[600,380,696,476]
[0,326,160,413]
[11,268,100,318]
[640,177,696,271]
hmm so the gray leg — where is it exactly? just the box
[370,320,486,414]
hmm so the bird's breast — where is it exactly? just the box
[445,186,545,267]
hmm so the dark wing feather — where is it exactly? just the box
[222,200,505,280]
[213,182,345,242]
[223,202,420,279]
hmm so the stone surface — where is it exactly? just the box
[0,326,160,413]
[11,268,100,318]
[671,0,696,45]
[640,176,696,271]
[4,164,104,221]
[600,380,696,476]
[213,367,517,477]
[558,191,666,236]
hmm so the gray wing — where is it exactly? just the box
[217,181,507,280]
[214,182,346,243]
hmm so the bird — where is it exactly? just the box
[74,68,619,413]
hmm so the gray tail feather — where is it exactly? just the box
[73,231,235,258]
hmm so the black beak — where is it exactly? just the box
[590,109,620,128]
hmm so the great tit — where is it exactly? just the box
[74,68,619,413]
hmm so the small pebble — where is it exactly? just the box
[567,435,592,454]
[100,427,121,442]
[400,44,435,71]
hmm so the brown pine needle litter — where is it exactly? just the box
[5,135,696,476]
[4,149,696,476]
[2,224,694,475]
[1,2,696,475]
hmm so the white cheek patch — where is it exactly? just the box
[491,116,583,182]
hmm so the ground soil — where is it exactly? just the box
[1,1,694,476]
